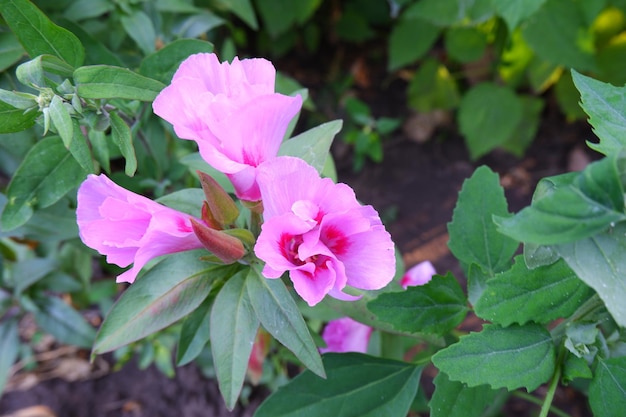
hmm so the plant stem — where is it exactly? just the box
[513,392,572,417]
[551,294,603,341]
[538,347,566,417]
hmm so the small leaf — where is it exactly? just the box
[69,120,95,173]
[429,372,503,417]
[74,65,165,101]
[588,357,626,417]
[388,17,439,70]
[246,267,324,378]
[404,0,462,26]
[0,318,19,394]
[139,39,214,84]
[120,10,156,55]
[1,136,86,231]
[93,251,230,354]
[278,120,342,174]
[408,58,459,111]
[572,70,626,155]
[475,257,594,326]
[48,95,73,148]
[176,295,213,366]
[34,297,96,348]
[222,0,258,29]
[368,273,468,335]
[254,353,422,417]
[494,0,547,31]
[458,82,523,159]
[448,166,518,276]
[0,0,85,67]
[556,223,626,327]
[0,89,37,110]
[0,101,37,133]
[109,111,137,176]
[211,269,259,410]
[432,323,555,391]
[444,26,487,63]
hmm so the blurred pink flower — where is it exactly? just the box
[152,53,302,201]
[254,156,396,306]
[320,317,372,354]
[400,260,436,289]
[76,174,204,283]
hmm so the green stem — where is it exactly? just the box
[538,347,566,417]
[513,391,572,417]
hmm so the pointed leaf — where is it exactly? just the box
[588,357,626,417]
[448,166,518,276]
[368,273,468,335]
[74,65,165,101]
[109,111,137,176]
[429,372,503,417]
[0,318,19,394]
[176,295,213,366]
[0,0,85,67]
[0,101,37,133]
[254,353,422,417]
[68,119,95,173]
[556,223,626,327]
[246,268,324,378]
[494,0,546,31]
[475,257,594,326]
[34,297,96,348]
[48,95,73,148]
[139,39,214,84]
[1,136,86,231]
[572,70,626,156]
[278,120,342,174]
[93,251,229,354]
[120,10,156,55]
[0,32,24,72]
[432,323,555,391]
[211,269,259,410]
[388,18,439,70]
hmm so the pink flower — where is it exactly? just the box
[400,261,436,289]
[320,317,372,354]
[76,174,204,283]
[152,53,302,201]
[254,157,396,306]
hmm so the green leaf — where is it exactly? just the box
[222,0,258,29]
[588,357,626,417]
[495,154,626,244]
[156,188,204,218]
[475,257,594,326]
[139,39,214,84]
[48,95,73,148]
[368,273,468,335]
[179,152,235,194]
[458,82,524,159]
[34,297,96,348]
[120,10,156,55]
[444,26,487,63]
[176,295,212,366]
[522,0,596,71]
[246,268,324,378]
[447,166,518,276]
[74,65,165,101]
[109,111,137,176]
[211,269,259,410]
[429,372,503,417]
[0,101,37,133]
[556,223,626,327]
[278,120,342,174]
[1,136,86,231]
[0,89,37,110]
[432,324,556,391]
[87,129,110,173]
[0,318,19,394]
[12,257,57,294]
[501,95,545,156]
[93,251,228,354]
[494,0,547,31]
[173,10,225,38]
[572,70,626,155]
[404,0,462,26]
[408,58,459,111]
[16,54,74,87]
[58,18,123,67]
[64,0,114,21]
[254,353,422,417]
[0,32,25,72]
[388,18,439,70]
[0,0,84,68]
[69,120,95,173]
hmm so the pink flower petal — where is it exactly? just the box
[400,261,436,288]
[320,317,372,354]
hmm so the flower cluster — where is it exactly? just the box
[76,53,395,306]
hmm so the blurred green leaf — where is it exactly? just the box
[430,372,503,417]
[64,0,114,21]
[432,324,555,391]
[211,269,259,410]
[139,39,214,84]
[58,18,123,67]
[501,95,544,156]
[0,32,25,72]
[156,189,204,218]
[246,267,324,378]
[0,0,85,68]
[220,0,258,29]
[494,0,547,31]
[458,82,523,159]
[408,58,459,111]
[0,319,19,394]
[557,223,626,327]
[179,153,235,194]
[254,353,422,417]
[588,357,626,417]
[12,257,58,294]
[368,273,468,335]
[0,101,37,133]
[120,10,156,55]
[404,0,462,26]
[93,251,230,354]
[109,111,137,177]
[444,26,487,63]
[475,257,594,326]
[74,65,165,101]
[1,136,86,231]
[173,10,225,38]
[278,120,342,174]
[34,297,96,348]
[388,17,439,70]
[176,295,212,366]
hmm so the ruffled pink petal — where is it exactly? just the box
[290,260,338,306]
[320,317,372,354]
[254,214,315,273]
[400,261,436,288]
